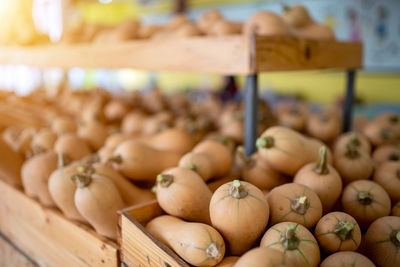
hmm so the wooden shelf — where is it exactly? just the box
[0,36,362,74]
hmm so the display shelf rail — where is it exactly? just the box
[0,36,362,74]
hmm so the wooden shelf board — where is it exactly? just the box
[0,180,119,267]
[0,36,362,74]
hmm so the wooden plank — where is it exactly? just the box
[119,201,189,267]
[254,36,363,72]
[0,36,249,74]
[0,233,36,267]
[0,180,119,267]
[0,36,362,74]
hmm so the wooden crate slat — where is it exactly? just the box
[254,36,362,71]
[0,180,118,267]
[119,200,189,267]
[0,36,362,74]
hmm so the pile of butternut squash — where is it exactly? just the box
[61,4,334,44]
[1,87,399,267]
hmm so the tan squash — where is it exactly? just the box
[111,140,181,181]
[244,11,292,36]
[214,256,238,267]
[365,216,400,267]
[281,5,313,28]
[392,202,400,216]
[242,152,289,190]
[146,215,225,266]
[209,20,241,36]
[103,99,130,122]
[342,180,391,228]
[256,126,332,176]
[267,183,322,228]
[297,24,335,40]
[207,177,235,193]
[334,143,374,184]
[210,180,269,255]
[174,23,202,37]
[72,169,124,240]
[21,151,59,206]
[83,163,154,206]
[294,146,342,212]
[179,139,233,180]
[97,146,115,163]
[139,128,195,154]
[51,116,77,135]
[373,161,400,203]
[306,112,341,143]
[155,167,212,224]
[374,112,400,138]
[48,161,86,222]
[334,132,371,155]
[0,137,24,186]
[320,251,375,267]
[104,132,134,149]
[260,222,320,267]
[277,106,307,132]
[315,212,361,253]
[31,128,57,154]
[77,121,108,151]
[197,9,223,34]
[363,121,397,146]
[121,111,147,135]
[235,247,294,267]
[54,133,92,161]
[372,144,400,165]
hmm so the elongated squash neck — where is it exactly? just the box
[345,143,360,159]
[280,224,300,250]
[333,221,355,241]
[229,180,248,199]
[357,191,373,205]
[390,230,400,247]
[256,136,274,149]
[157,174,174,188]
[291,195,309,214]
[313,146,329,175]
[206,243,222,261]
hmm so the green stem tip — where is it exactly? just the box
[229,180,248,199]
[256,136,274,149]
[156,174,174,188]
[333,221,355,241]
[358,191,373,205]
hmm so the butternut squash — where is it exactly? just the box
[214,256,238,267]
[72,169,124,240]
[155,167,212,224]
[256,126,332,176]
[103,99,130,123]
[320,251,375,267]
[48,161,86,222]
[334,132,371,156]
[372,144,400,165]
[373,161,400,203]
[244,11,292,36]
[306,112,341,143]
[51,116,77,135]
[0,137,24,186]
[31,128,57,154]
[111,140,181,181]
[139,128,195,154]
[77,121,108,151]
[146,215,225,266]
[260,222,320,267]
[235,247,294,267]
[54,133,92,161]
[104,132,134,149]
[21,151,59,206]
[210,180,269,255]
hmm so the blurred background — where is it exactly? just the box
[0,0,399,113]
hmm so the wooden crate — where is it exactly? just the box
[0,36,362,74]
[118,200,190,267]
[0,180,119,267]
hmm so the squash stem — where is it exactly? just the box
[280,224,300,250]
[348,133,360,147]
[256,136,274,149]
[345,143,360,158]
[156,174,174,188]
[236,146,251,165]
[188,163,197,172]
[333,221,355,241]
[390,230,400,247]
[291,195,310,215]
[313,146,329,175]
[70,173,92,188]
[206,243,221,260]
[107,155,122,164]
[229,180,248,199]
[389,114,399,124]
[358,191,373,205]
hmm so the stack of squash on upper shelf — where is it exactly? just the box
[1,87,399,267]
[60,5,335,44]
